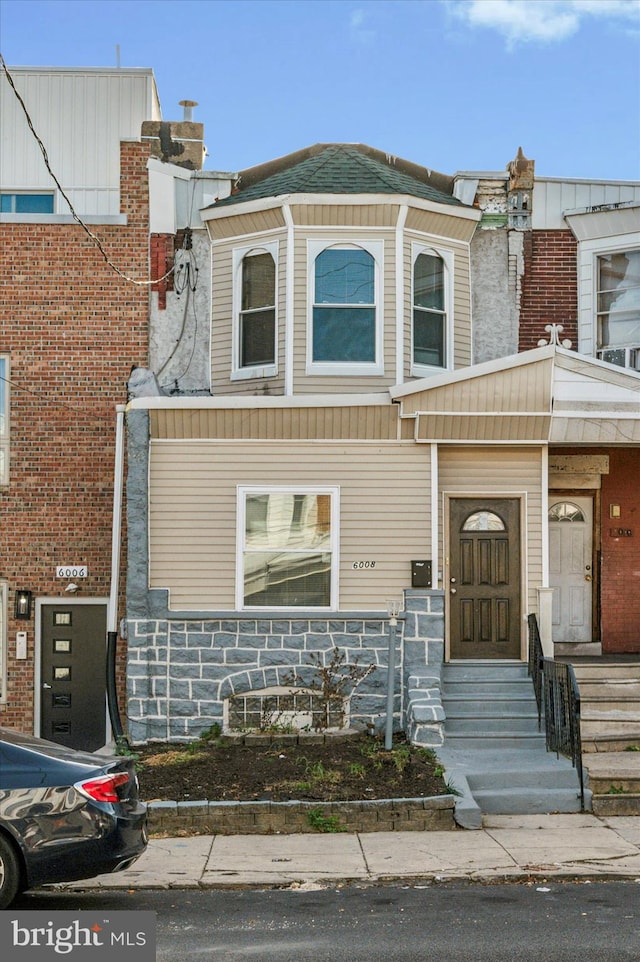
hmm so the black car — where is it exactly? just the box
[0,727,147,908]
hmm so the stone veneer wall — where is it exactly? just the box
[126,589,446,745]
[127,613,403,744]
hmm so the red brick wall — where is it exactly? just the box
[551,447,640,653]
[0,141,150,732]
[519,230,578,351]
[600,449,640,653]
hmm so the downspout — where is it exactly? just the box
[106,403,126,744]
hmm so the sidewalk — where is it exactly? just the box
[59,814,640,892]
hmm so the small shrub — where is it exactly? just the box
[307,808,346,833]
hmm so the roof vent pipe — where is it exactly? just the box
[179,99,198,122]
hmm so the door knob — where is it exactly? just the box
[43,683,52,689]
[450,587,457,594]
[585,575,592,582]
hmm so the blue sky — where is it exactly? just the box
[1,0,639,180]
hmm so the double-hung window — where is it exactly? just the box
[412,246,451,373]
[232,243,277,378]
[596,249,640,368]
[0,357,8,484]
[308,240,383,375]
[238,487,338,609]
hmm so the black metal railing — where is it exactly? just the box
[527,613,585,811]
[527,612,544,729]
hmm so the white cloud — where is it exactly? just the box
[447,0,640,46]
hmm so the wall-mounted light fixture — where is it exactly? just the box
[14,589,33,620]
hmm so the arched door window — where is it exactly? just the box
[461,510,506,531]
[548,502,586,523]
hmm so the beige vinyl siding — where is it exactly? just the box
[210,232,287,395]
[149,405,400,440]
[405,207,477,243]
[210,244,233,391]
[292,230,399,395]
[399,358,554,416]
[149,440,431,610]
[206,208,286,239]
[416,413,551,442]
[438,446,544,616]
[289,204,400,227]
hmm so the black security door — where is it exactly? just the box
[40,603,107,751]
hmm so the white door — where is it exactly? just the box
[549,497,593,643]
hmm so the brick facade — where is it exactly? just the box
[0,141,150,732]
[518,229,578,351]
[600,449,640,652]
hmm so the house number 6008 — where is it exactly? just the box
[352,561,376,569]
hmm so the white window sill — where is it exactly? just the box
[306,363,384,377]
[231,364,277,381]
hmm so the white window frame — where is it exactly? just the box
[0,356,9,485]
[593,246,640,366]
[410,242,454,377]
[575,230,640,363]
[231,240,278,381]
[236,485,340,610]
[306,239,384,376]
[0,582,6,702]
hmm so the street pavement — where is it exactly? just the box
[56,814,640,892]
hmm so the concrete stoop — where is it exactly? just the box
[437,662,588,827]
[579,749,640,817]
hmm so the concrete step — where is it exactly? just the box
[583,734,640,753]
[445,714,540,734]
[442,663,530,682]
[443,696,537,716]
[443,731,547,750]
[572,664,640,681]
[582,752,640,794]
[442,681,535,698]
[470,786,585,814]
[437,745,588,816]
[581,713,640,737]
[591,794,640,816]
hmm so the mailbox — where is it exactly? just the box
[411,560,432,588]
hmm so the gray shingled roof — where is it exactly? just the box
[210,144,462,208]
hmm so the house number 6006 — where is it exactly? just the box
[352,561,376,569]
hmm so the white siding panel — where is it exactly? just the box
[1,67,159,214]
[149,440,431,610]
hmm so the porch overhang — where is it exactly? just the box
[391,346,640,445]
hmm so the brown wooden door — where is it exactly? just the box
[449,498,521,659]
[40,603,107,751]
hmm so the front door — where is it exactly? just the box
[549,496,593,643]
[40,603,107,751]
[449,498,522,659]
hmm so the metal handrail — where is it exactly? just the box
[527,613,585,811]
[527,613,544,729]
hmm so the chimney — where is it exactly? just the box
[141,100,205,170]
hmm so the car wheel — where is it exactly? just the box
[0,834,20,909]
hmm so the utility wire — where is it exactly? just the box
[0,53,175,288]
